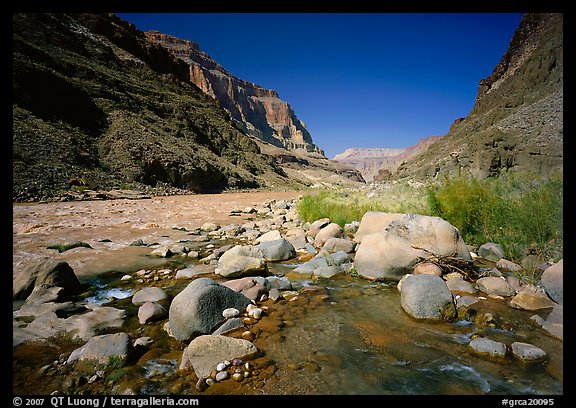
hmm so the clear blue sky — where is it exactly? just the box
[116,13,524,159]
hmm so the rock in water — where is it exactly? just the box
[168,278,252,341]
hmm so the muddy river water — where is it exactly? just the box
[12,192,563,396]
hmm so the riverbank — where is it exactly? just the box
[12,190,563,396]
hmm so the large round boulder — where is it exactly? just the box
[385,214,472,261]
[355,231,427,281]
[400,274,456,321]
[168,278,252,342]
[353,211,404,243]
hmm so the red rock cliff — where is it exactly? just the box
[146,30,324,156]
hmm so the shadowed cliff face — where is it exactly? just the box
[13,13,308,201]
[145,30,325,156]
[395,13,563,180]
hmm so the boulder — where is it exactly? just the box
[540,259,563,304]
[476,277,515,297]
[214,245,267,278]
[255,238,296,261]
[168,278,252,342]
[542,304,563,340]
[67,332,132,369]
[13,303,126,345]
[413,262,442,276]
[254,230,282,244]
[138,301,167,324]
[222,276,270,301]
[446,278,477,294]
[509,285,556,311]
[306,218,331,238]
[511,342,547,363]
[314,223,343,247]
[321,237,356,253]
[478,242,504,261]
[353,211,404,243]
[180,335,258,379]
[399,274,456,321]
[385,214,472,261]
[13,257,82,300]
[132,287,168,305]
[292,251,351,277]
[468,337,507,360]
[355,232,426,281]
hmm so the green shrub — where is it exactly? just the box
[297,183,429,227]
[427,171,563,263]
[297,171,562,267]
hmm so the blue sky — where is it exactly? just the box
[116,13,524,159]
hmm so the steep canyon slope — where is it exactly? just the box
[12,13,362,202]
[144,29,364,187]
[395,13,563,180]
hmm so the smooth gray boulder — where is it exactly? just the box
[476,276,515,297]
[478,242,505,261]
[400,274,456,321]
[168,278,252,342]
[255,238,296,261]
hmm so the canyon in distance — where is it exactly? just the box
[12,12,563,398]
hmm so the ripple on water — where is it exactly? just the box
[84,287,134,305]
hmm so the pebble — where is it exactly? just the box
[232,373,243,381]
[216,362,227,371]
[223,308,240,319]
[215,371,229,382]
[241,331,255,341]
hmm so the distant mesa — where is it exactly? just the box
[333,136,442,182]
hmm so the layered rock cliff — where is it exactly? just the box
[145,30,325,156]
[395,13,563,180]
[12,13,306,200]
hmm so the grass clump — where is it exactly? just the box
[297,171,563,269]
[297,181,430,227]
[427,171,563,264]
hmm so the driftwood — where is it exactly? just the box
[412,246,488,281]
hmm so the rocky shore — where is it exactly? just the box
[12,195,563,395]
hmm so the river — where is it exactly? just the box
[12,191,563,396]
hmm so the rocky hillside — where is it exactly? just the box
[12,13,317,201]
[333,136,442,182]
[395,13,563,180]
[145,30,324,156]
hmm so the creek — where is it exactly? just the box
[12,193,563,395]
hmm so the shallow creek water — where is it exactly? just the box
[12,194,563,396]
